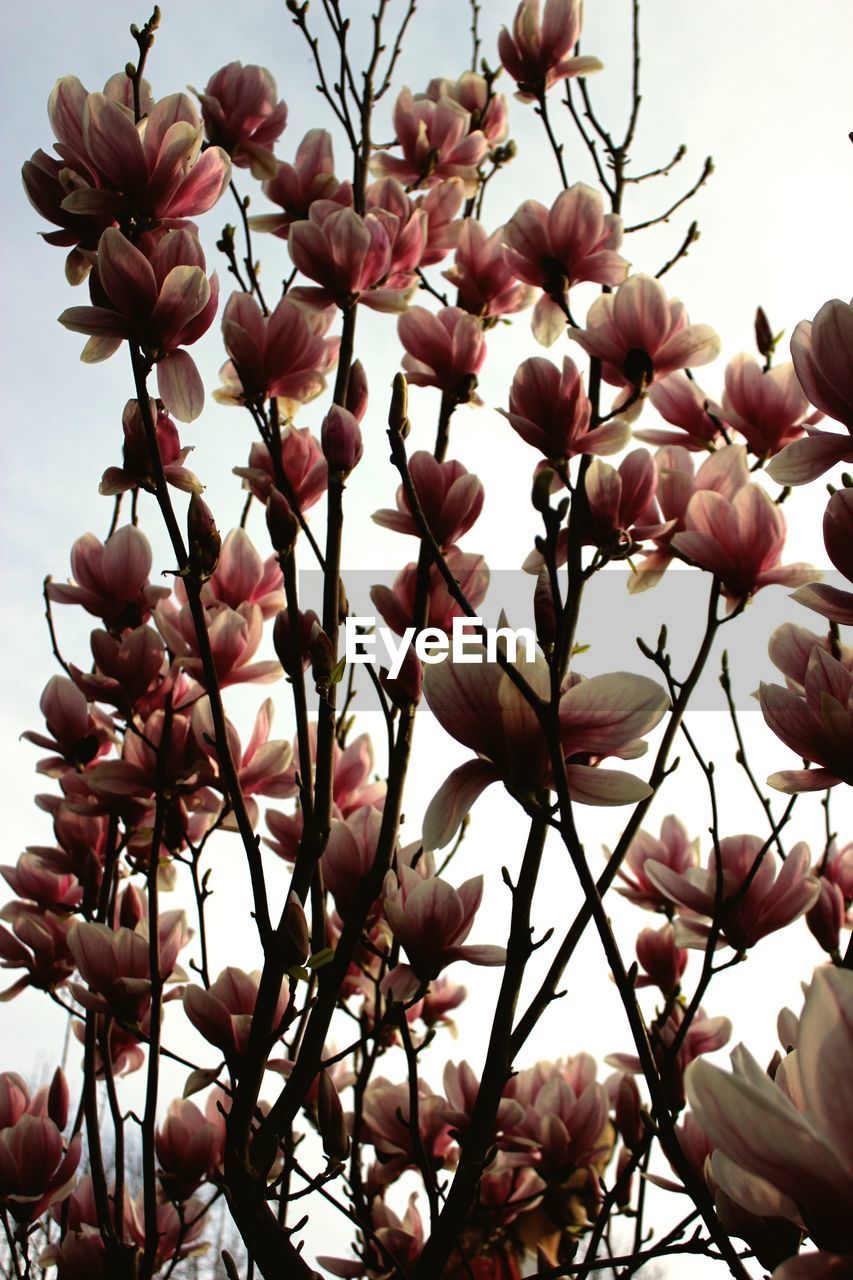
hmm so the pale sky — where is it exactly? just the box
[1,2,852,1273]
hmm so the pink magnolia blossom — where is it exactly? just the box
[71,623,165,718]
[196,62,287,177]
[422,651,668,848]
[629,443,750,592]
[252,128,351,239]
[686,966,853,1254]
[610,814,700,911]
[645,835,820,951]
[576,448,668,561]
[200,528,284,620]
[671,481,815,607]
[154,597,282,691]
[504,185,629,345]
[767,298,853,484]
[22,675,113,775]
[502,1055,612,1176]
[806,876,847,958]
[218,291,339,408]
[381,868,506,1000]
[235,427,328,510]
[443,219,534,319]
[636,922,688,995]
[288,203,414,312]
[100,398,200,496]
[498,0,603,101]
[569,273,721,394]
[372,86,488,195]
[155,1092,226,1200]
[183,966,289,1060]
[425,72,508,147]
[67,911,191,1022]
[0,853,81,914]
[59,227,219,421]
[64,84,230,220]
[322,405,363,474]
[0,907,75,1000]
[87,704,213,809]
[323,808,384,917]
[0,1072,80,1224]
[639,371,725,450]
[610,1003,732,1110]
[22,143,114,285]
[372,452,484,547]
[47,524,168,632]
[398,305,487,402]
[370,548,489,636]
[722,353,815,457]
[191,695,294,829]
[501,355,630,462]
[407,179,467,266]
[363,180,431,289]
[126,1191,206,1270]
[760,646,853,793]
[361,1077,454,1175]
[789,487,853,625]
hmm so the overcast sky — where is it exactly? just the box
[1,2,852,1271]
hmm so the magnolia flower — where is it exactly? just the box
[155,1093,226,1201]
[371,86,488,195]
[288,203,415,312]
[767,298,853,484]
[671,482,815,607]
[498,0,603,100]
[760,646,853,792]
[381,868,506,1000]
[722,353,814,457]
[201,528,284,620]
[235,427,328,510]
[398,306,486,403]
[47,524,168,632]
[425,72,508,147]
[569,273,721,395]
[59,227,219,421]
[183,966,289,1060]
[218,291,339,407]
[443,218,535,319]
[645,835,820,951]
[371,548,489,636]
[502,355,629,461]
[504,185,629,345]
[685,966,853,1254]
[629,444,750,592]
[0,1069,80,1224]
[422,651,668,848]
[612,814,700,911]
[372,452,484,547]
[635,923,688,994]
[252,129,352,239]
[196,62,287,177]
[100,399,200,496]
[789,487,853,625]
[638,372,725,450]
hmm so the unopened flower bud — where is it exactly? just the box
[754,306,774,360]
[317,1071,350,1161]
[534,567,556,648]
[119,883,146,930]
[531,467,555,514]
[187,493,221,580]
[636,923,686,995]
[346,359,369,423]
[805,878,845,958]
[48,1068,69,1131]
[322,405,363,475]
[309,620,336,685]
[273,607,318,676]
[380,647,423,708]
[388,372,410,439]
[615,1145,634,1209]
[266,488,299,554]
[613,1073,642,1149]
[282,892,310,968]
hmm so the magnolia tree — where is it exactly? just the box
[4,1,853,1277]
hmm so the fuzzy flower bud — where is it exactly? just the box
[321,405,363,475]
